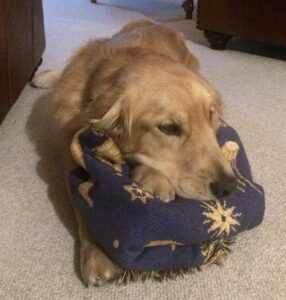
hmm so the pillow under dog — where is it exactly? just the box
[68,121,265,272]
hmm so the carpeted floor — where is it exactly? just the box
[0,0,286,299]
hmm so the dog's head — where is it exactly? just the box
[93,57,236,201]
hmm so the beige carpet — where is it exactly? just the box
[1,0,286,299]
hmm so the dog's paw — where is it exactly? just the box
[30,70,62,89]
[80,243,122,287]
[131,165,175,202]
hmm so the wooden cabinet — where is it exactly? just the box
[247,1,286,47]
[197,0,286,49]
[0,0,45,123]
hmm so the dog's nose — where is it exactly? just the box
[210,175,237,199]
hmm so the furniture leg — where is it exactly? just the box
[204,30,232,50]
[182,0,194,19]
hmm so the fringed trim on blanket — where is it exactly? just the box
[116,237,234,284]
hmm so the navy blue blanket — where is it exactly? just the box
[69,122,265,271]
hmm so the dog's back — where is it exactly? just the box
[32,20,198,136]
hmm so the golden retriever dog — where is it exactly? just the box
[32,20,236,286]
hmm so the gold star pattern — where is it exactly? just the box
[144,240,184,251]
[92,140,123,174]
[93,140,123,163]
[202,201,241,237]
[113,239,120,249]
[78,181,94,207]
[221,140,263,195]
[70,127,88,170]
[221,141,239,162]
[96,157,123,175]
[123,183,153,204]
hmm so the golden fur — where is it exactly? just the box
[33,20,236,286]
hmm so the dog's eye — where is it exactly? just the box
[157,123,182,136]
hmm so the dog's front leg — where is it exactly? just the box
[74,209,123,286]
[66,156,122,286]
[131,165,175,202]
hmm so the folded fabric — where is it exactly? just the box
[68,122,265,271]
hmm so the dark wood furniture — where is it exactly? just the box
[182,0,194,19]
[197,0,286,49]
[91,0,195,19]
[0,0,45,123]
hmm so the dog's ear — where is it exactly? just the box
[176,32,199,71]
[91,97,132,138]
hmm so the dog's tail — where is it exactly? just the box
[30,70,62,89]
